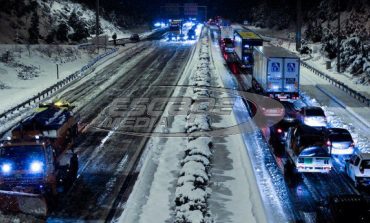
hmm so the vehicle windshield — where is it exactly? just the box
[300,146,329,157]
[306,109,325,116]
[0,145,45,170]
[225,43,234,48]
[329,133,352,142]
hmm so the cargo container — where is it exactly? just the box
[220,26,233,41]
[233,30,263,68]
[253,46,300,100]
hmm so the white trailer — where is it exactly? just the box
[253,46,300,100]
[220,26,233,40]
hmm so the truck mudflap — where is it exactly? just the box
[0,190,47,216]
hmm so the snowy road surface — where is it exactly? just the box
[48,41,192,222]
[209,26,369,223]
[0,33,192,221]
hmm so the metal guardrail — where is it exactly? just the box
[301,61,370,106]
[0,48,119,120]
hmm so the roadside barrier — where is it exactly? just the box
[301,61,370,106]
[0,48,118,120]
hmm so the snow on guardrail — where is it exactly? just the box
[300,61,370,106]
[0,47,118,123]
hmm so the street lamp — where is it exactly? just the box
[296,0,302,51]
[96,0,100,53]
[337,0,341,73]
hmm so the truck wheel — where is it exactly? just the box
[284,160,300,186]
[45,184,58,211]
[69,154,79,182]
[62,155,78,192]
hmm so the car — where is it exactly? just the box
[167,33,175,41]
[292,99,305,111]
[187,29,196,40]
[270,101,300,142]
[285,124,332,173]
[345,152,370,188]
[298,106,327,127]
[179,33,185,41]
[130,33,140,42]
[222,38,234,53]
[269,119,298,156]
[326,128,355,156]
[281,101,299,122]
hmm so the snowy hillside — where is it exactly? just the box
[0,44,96,113]
[0,0,130,44]
[47,0,130,39]
[247,0,370,86]
[304,3,370,86]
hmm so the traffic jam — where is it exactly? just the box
[209,16,370,221]
[0,12,369,222]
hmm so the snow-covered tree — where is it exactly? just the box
[28,11,39,44]
[304,20,323,43]
[321,27,338,59]
[56,22,69,43]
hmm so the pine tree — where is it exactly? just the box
[56,22,69,43]
[112,33,117,46]
[68,10,90,42]
[68,10,79,31]
[46,30,55,44]
[321,28,337,59]
[28,11,40,44]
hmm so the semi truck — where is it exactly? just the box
[0,101,79,216]
[168,20,182,41]
[233,30,263,68]
[252,46,300,100]
[220,26,233,41]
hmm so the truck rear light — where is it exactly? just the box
[326,140,332,146]
[290,92,299,100]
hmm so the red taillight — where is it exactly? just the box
[292,93,300,100]
[277,128,283,134]
[326,140,331,146]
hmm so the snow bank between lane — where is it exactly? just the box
[175,29,213,223]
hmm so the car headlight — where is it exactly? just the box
[30,161,44,173]
[1,163,11,173]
